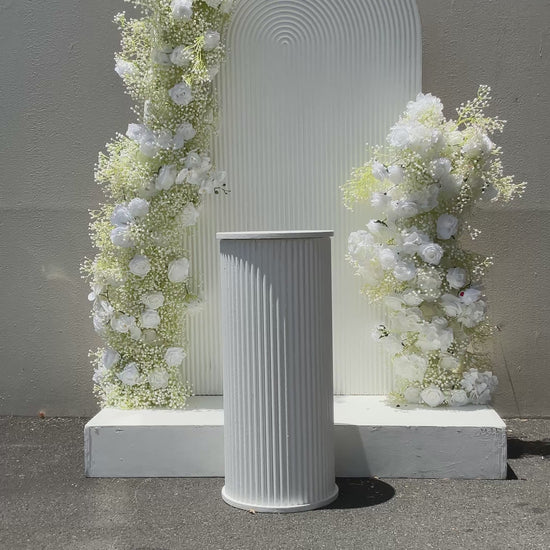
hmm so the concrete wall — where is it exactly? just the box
[1,1,548,417]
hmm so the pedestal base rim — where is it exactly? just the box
[221,484,339,513]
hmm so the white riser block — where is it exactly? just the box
[85,396,507,479]
[84,397,224,478]
[334,396,507,479]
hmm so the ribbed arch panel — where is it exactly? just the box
[186,0,421,395]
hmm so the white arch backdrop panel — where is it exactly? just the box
[187,0,421,395]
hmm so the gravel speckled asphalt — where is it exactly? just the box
[0,417,549,550]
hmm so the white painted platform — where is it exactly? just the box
[85,396,507,479]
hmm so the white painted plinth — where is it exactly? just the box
[85,396,507,480]
[84,396,224,478]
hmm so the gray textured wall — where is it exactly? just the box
[1,1,548,417]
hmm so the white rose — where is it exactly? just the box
[203,30,220,51]
[371,161,387,181]
[418,243,443,265]
[173,122,196,148]
[393,261,416,282]
[437,214,459,240]
[126,123,149,143]
[390,308,423,332]
[129,255,151,278]
[430,157,452,180]
[93,314,107,334]
[185,152,202,169]
[168,257,190,282]
[207,64,220,80]
[440,354,460,371]
[449,389,470,407]
[393,354,428,382]
[371,192,390,210]
[111,205,133,226]
[129,325,142,341]
[462,369,498,404]
[402,290,423,306]
[357,262,384,285]
[220,0,234,12]
[417,324,453,353]
[440,294,463,317]
[93,367,109,384]
[402,228,429,254]
[458,300,486,328]
[93,297,114,322]
[446,267,468,289]
[111,314,136,334]
[380,335,403,355]
[462,130,494,158]
[384,295,404,311]
[366,220,391,241]
[141,292,164,309]
[379,248,397,269]
[148,368,170,390]
[102,347,120,369]
[205,0,222,8]
[420,386,445,407]
[178,203,200,227]
[417,269,442,291]
[127,198,150,218]
[141,329,158,344]
[169,82,193,106]
[117,363,141,386]
[404,386,421,404]
[164,346,187,367]
[156,129,173,149]
[459,288,482,304]
[141,308,161,329]
[392,200,419,219]
[110,226,134,248]
[388,165,404,185]
[176,168,191,186]
[114,58,135,78]
[348,231,374,263]
[151,46,173,66]
[140,135,160,158]
[412,184,439,212]
[156,164,178,191]
[406,92,444,121]
[171,0,193,20]
[170,45,193,67]
[388,124,410,148]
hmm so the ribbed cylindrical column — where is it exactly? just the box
[218,230,338,513]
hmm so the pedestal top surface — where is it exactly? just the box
[216,230,334,240]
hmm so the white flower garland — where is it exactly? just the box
[83,0,234,409]
[344,86,526,407]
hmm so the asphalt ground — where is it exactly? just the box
[1,416,548,550]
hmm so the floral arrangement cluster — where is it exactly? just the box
[344,86,525,407]
[83,0,234,409]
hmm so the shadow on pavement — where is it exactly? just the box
[508,438,550,459]
[327,478,395,510]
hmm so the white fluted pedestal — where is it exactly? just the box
[218,231,338,512]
